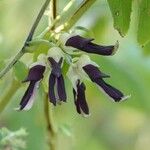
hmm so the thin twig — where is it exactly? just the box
[26,0,51,42]
[44,93,57,150]
[44,2,57,150]
[52,0,57,20]
[50,0,57,30]
[0,0,51,79]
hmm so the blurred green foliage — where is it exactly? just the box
[0,0,150,150]
[0,128,27,150]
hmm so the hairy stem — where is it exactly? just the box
[0,0,51,79]
[0,79,20,113]
[44,93,57,150]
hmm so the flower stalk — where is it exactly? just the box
[44,93,57,150]
[44,1,58,150]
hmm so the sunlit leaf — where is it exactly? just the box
[143,41,150,55]
[137,0,150,45]
[107,0,132,37]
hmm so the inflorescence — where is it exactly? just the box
[18,32,129,116]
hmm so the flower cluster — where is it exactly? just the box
[19,33,129,116]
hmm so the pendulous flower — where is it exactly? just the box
[77,55,128,101]
[48,57,67,105]
[65,35,118,56]
[67,61,90,116]
[83,64,126,102]
[47,47,67,106]
[19,63,46,110]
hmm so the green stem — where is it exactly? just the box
[0,0,51,79]
[52,0,57,20]
[49,0,96,32]
[0,51,24,79]
[44,93,57,150]
[50,0,57,30]
[49,0,76,30]
[0,79,20,114]
[26,0,51,42]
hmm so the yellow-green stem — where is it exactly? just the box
[44,93,57,150]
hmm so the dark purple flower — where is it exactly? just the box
[19,65,45,110]
[65,35,118,56]
[83,64,126,102]
[48,57,67,105]
[73,80,89,115]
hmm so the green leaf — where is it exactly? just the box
[26,39,53,53]
[0,128,27,150]
[137,0,150,45]
[107,0,132,37]
[13,61,28,81]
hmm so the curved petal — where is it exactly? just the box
[57,75,67,102]
[48,73,56,106]
[20,81,37,110]
[84,43,116,55]
[74,81,89,115]
[66,35,93,48]
[73,89,81,114]
[66,35,117,56]
[23,65,45,82]
[95,78,125,102]
[83,64,110,81]
[48,57,62,77]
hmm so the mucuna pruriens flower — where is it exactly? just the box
[83,64,126,102]
[18,32,129,116]
[48,57,67,106]
[65,35,118,56]
[19,64,45,110]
